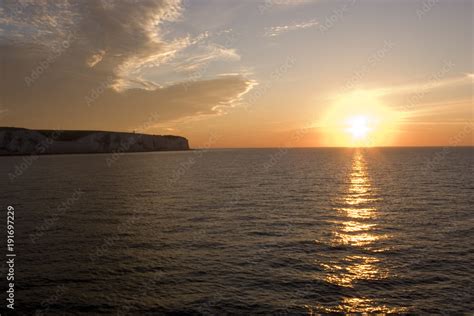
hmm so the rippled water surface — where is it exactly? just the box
[1,148,473,314]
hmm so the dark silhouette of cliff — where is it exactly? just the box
[0,127,190,155]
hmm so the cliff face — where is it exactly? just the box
[0,127,189,155]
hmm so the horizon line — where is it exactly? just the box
[195,146,474,149]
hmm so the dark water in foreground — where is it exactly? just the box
[1,148,473,314]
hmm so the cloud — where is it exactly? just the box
[327,73,473,129]
[86,49,106,68]
[264,19,319,37]
[173,44,240,72]
[0,104,8,116]
[370,73,472,98]
[258,0,317,14]
[0,0,253,130]
[331,71,472,102]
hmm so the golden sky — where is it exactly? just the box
[0,0,472,147]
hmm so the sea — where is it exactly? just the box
[0,148,473,314]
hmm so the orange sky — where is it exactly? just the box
[0,0,472,147]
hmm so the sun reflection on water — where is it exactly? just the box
[314,150,396,313]
[307,297,408,314]
[332,151,386,249]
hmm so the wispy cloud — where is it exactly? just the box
[258,0,317,14]
[174,44,240,72]
[0,104,8,117]
[371,73,472,98]
[330,73,473,127]
[266,0,316,5]
[264,19,319,37]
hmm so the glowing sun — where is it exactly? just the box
[322,90,402,147]
[346,115,372,140]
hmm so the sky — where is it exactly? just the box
[0,0,472,147]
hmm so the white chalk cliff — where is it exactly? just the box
[0,128,189,155]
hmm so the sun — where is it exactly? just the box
[346,115,372,140]
[321,90,402,147]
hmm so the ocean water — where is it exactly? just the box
[1,148,473,314]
